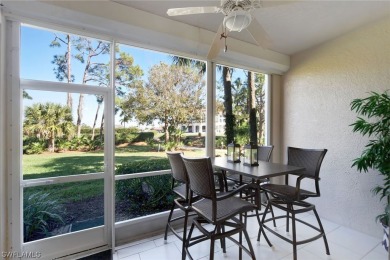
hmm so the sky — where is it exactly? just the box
[20,24,248,128]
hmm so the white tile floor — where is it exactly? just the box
[113,209,388,260]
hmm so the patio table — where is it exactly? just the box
[211,157,306,256]
[212,157,305,190]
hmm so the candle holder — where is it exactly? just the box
[243,142,258,166]
[227,141,241,163]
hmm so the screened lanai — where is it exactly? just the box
[0,1,389,259]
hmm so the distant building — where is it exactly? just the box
[180,111,225,134]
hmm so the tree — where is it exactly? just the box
[23,90,32,100]
[231,77,248,125]
[51,35,111,138]
[51,34,74,108]
[122,62,205,143]
[86,49,143,140]
[255,73,266,144]
[91,95,104,140]
[24,103,74,152]
[222,66,235,144]
[170,56,206,75]
[248,71,257,144]
[73,38,110,137]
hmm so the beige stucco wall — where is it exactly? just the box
[282,16,390,237]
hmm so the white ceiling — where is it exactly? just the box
[113,0,390,55]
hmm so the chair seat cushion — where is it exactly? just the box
[261,183,316,200]
[192,196,256,223]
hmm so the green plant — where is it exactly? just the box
[23,192,64,242]
[115,159,172,217]
[164,141,177,151]
[216,136,227,149]
[23,137,46,154]
[145,138,156,150]
[350,90,390,224]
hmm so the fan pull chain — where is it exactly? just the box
[221,26,228,53]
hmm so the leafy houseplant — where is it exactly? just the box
[350,91,390,225]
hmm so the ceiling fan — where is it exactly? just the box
[167,0,277,59]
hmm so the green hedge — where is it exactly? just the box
[115,158,173,217]
[115,131,154,145]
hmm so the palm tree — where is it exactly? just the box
[222,66,235,144]
[24,103,74,152]
[247,71,257,144]
[170,56,206,75]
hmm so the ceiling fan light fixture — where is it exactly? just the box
[223,9,252,32]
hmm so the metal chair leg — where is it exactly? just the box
[291,209,297,260]
[313,208,330,255]
[264,192,276,227]
[257,202,273,247]
[164,202,176,240]
[181,210,189,260]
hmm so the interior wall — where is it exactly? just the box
[282,17,390,237]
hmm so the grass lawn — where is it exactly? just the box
[22,144,207,202]
[22,144,226,241]
[23,144,206,179]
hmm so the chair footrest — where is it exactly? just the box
[263,221,326,246]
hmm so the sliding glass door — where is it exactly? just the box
[9,21,115,258]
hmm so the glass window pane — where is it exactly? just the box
[21,25,110,86]
[113,44,207,221]
[215,65,267,157]
[23,90,105,179]
[115,174,172,222]
[23,180,104,242]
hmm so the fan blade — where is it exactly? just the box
[167,6,220,16]
[207,24,225,60]
[246,18,272,49]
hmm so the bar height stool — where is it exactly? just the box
[258,147,330,260]
[164,152,194,260]
[182,156,265,260]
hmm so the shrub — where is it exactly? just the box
[216,136,227,149]
[133,132,154,143]
[116,158,170,175]
[115,131,137,145]
[114,130,154,145]
[235,123,250,146]
[89,138,104,151]
[146,137,159,151]
[23,137,46,154]
[23,192,64,242]
[115,159,173,217]
[56,138,71,152]
[164,140,184,151]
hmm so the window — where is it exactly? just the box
[114,44,207,221]
[214,64,267,155]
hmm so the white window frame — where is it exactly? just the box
[4,11,272,257]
